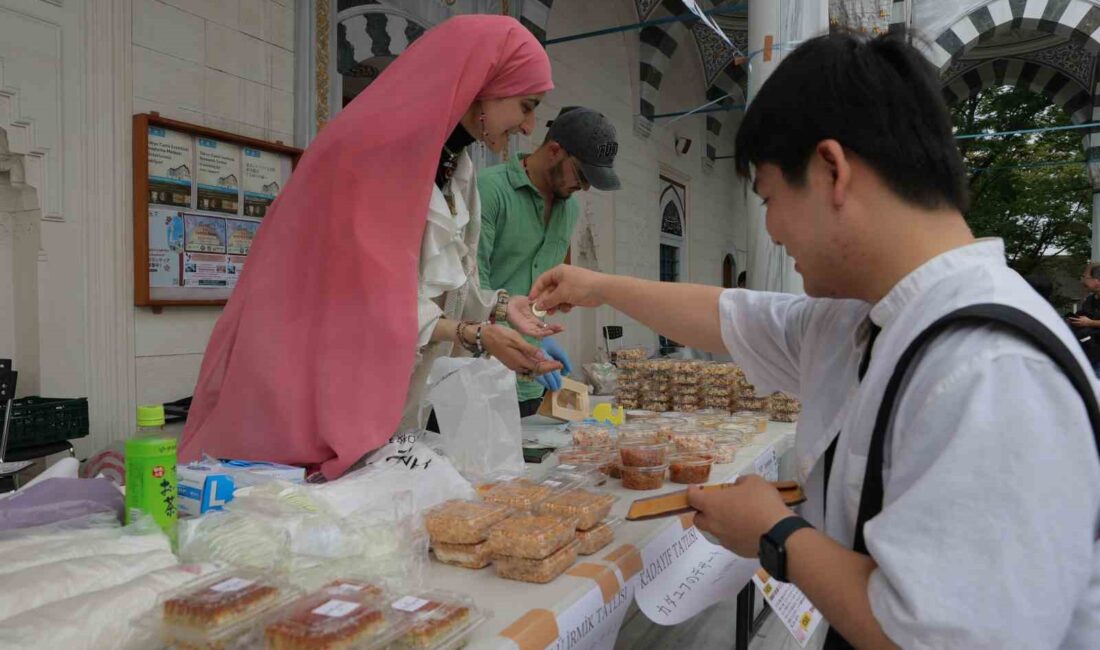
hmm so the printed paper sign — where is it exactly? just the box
[242,147,286,218]
[147,127,193,208]
[184,213,227,254]
[148,208,182,287]
[183,252,229,288]
[752,444,779,482]
[227,255,246,288]
[635,519,759,625]
[752,569,823,647]
[197,138,241,215]
[225,218,260,255]
[546,580,633,650]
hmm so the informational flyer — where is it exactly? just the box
[227,255,246,288]
[225,218,260,256]
[752,569,823,647]
[242,147,285,218]
[196,138,241,215]
[184,213,227,254]
[147,127,193,208]
[753,444,779,482]
[148,208,182,287]
[183,252,230,288]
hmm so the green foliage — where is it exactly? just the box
[951,85,1091,275]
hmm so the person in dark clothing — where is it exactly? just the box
[1024,274,1054,303]
[1067,263,1100,374]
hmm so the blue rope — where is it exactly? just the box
[955,121,1100,140]
[541,2,746,46]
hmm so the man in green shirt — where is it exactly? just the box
[478,107,621,416]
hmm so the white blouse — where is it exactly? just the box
[401,150,499,430]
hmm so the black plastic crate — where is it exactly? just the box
[3,397,90,450]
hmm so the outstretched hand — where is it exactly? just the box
[507,295,565,338]
[529,265,608,315]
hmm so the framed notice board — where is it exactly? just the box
[133,113,303,309]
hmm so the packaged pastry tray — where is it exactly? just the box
[487,513,578,560]
[148,568,300,649]
[432,540,493,570]
[575,518,620,556]
[537,488,615,530]
[493,540,579,584]
[260,580,402,650]
[388,589,489,650]
[423,499,512,545]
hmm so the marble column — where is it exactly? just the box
[745,0,827,294]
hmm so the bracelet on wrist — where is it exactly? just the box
[491,291,510,325]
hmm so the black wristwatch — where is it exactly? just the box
[759,516,814,583]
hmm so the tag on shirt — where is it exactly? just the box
[752,569,822,647]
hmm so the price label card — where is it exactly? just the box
[392,596,429,612]
[752,444,779,482]
[209,577,254,593]
[752,569,823,647]
[313,599,361,618]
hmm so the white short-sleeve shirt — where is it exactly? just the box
[718,239,1100,648]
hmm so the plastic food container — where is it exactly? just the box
[669,428,716,453]
[154,569,298,649]
[621,464,667,490]
[493,540,579,584]
[640,402,670,412]
[732,412,769,433]
[669,454,714,484]
[624,409,661,420]
[388,590,488,649]
[261,582,399,649]
[569,422,614,447]
[738,396,770,411]
[432,540,493,569]
[711,436,740,464]
[575,519,619,556]
[487,514,578,560]
[619,441,669,467]
[423,500,511,545]
[480,479,558,511]
[770,412,799,422]
[538,489,615,530]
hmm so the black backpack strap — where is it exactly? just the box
[852,303,1100,554]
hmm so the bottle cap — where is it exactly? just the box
[136,404,166,428]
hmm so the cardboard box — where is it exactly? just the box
[177,459,304,517]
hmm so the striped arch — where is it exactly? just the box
[336,6,431,86]
[942,58,1091,124]
[924,0,1100,71]
[517,0,556,42]
[638,0,693,120]
[703,62,746,161]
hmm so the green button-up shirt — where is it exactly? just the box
[478,154,579,402]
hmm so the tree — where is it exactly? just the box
[951,85,1091,276]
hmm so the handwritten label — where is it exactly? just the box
[635,520,758,624]
[209,577,254,593]
[752,570,823,647]
[752,444,779,482]
[313,599,361,618]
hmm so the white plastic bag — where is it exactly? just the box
[426,357,525,481]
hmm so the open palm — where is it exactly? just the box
[507,295,564,338]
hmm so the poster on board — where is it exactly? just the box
[225,218,260,256]
[148,208,183,287]
[197,138,241,215]
[183,252,230,287]
[147,127,193,207]
[184,213,227,254]
[242,147,286,218]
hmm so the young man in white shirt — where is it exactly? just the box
[529,32,1100,649]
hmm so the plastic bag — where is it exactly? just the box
[0,477,124,531]
[583,362,618,396]
[426,357,525,481]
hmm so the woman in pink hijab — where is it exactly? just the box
[180,15,561,479]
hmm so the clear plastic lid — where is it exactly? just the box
[669,428,716,452]
[478,477,563,511]
[150,568,300,649]
[624,409,661,420]
[487,513,579,560]
[432,540,493,570]
[669,454,715,484]
[618,440,670,467]
[568,422,615,447]
[493,540,580,584]
[423,499,512,545]
[388,589,489,650]
[260,580,401,650]
[575,517,622,555]
[537,488,615,531]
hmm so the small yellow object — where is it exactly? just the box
[800,612,813,630]
[591,402,624,426]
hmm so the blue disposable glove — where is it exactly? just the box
[534,337,573,392]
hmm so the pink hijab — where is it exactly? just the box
[180,15,553,479]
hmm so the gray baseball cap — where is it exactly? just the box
[547,107,621,191]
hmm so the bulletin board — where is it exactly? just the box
[133,113,303,309]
